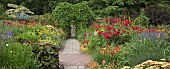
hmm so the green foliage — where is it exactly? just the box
[86,35,109,53]
[88,0,124,17]
[124,37,170,66]
[15,24,64,69]
[32,44,60,69]
[0,42,38,69]
[133,9,149,27]
[50,2,94,37]
[0,4,5,14]
[88,0,163,17]
[0,21,64,69]
[77,28,94,41]
[144,4,170,25]
[18,31,39,42]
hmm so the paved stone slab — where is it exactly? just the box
[78,66,85,69]
[64,66,77,69]
[62,39,80,54]
[59,54,90,66]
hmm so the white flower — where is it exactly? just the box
[94,31,98,36]
[6,44,9,46]
[160,59,166,61]
[10,51,12,53]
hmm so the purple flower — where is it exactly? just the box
[5,31,14,37]
[1,31,14,39]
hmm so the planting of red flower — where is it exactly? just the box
[93,17,147,45]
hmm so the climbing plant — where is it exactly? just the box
[50,2,94,37]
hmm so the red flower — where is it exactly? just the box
[147,29,157,33]
[105,18,109,23]
[106,26,113,30]
[86,41,88,44]
[120,32,122,35]
[98,31,103,36]
[131,26,139,30]
[96,25,101,31]
[84,34,87,37]
[111,18,121,25]
[118,27,121,31]
[7,22,11,24]
[139,28,143,32]
[122,30,126,33]
[103,32,112,39]
[82,42,85,44]
[114,31,120,36]
[122,19,130,26]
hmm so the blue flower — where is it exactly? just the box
[16,13,29,19]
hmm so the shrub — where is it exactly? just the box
[50,2,94,37]
[133,9,149,27]
[0,42,38,69]
[88,0,163,18]
[144,4,170,25]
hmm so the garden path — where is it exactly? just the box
[59,38,91,69]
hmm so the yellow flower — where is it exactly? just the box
[57,33,61,36]
[157,33,160,38]
[100,28,105,32]
[161,29,165,32]
[46,37,51,39]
